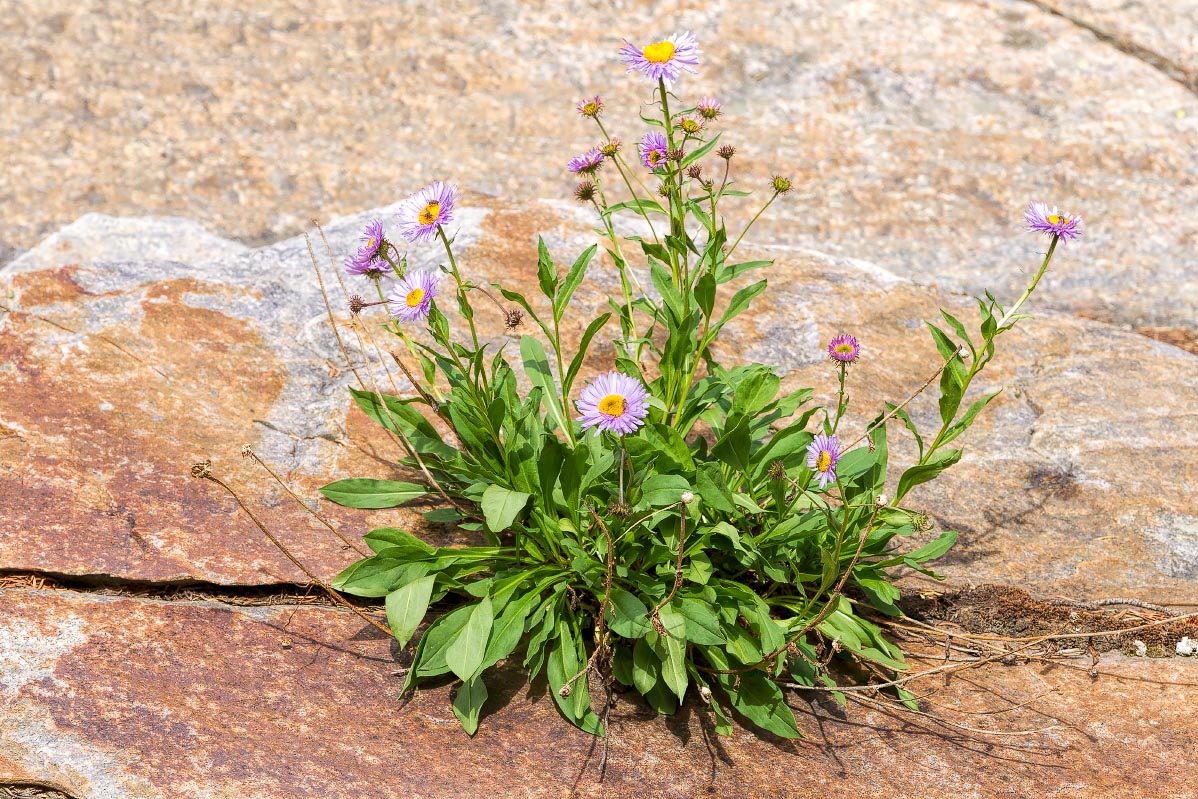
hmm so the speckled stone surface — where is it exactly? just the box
[3,201,1198,601]
[2,586,1195,799]
[2,0,1197,329]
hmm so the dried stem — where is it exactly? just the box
[190,461,391,637]
[242,447,368,557]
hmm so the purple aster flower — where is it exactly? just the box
[638,131,669,170]
[386,270,439,324]
[397,181,458,244]
[697,97,722,120]
[576,96,603,118]
[567,147,605,175]
[576,371,650,437]
[806,432,842,489]
[1024,202,1082,243]
[619,31,701,86]
[343,219,389,278]
[827,334,860,365]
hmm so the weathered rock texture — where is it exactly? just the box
[3,0,1197,331]
[2,586,1195,799]
[4,202,1198,602]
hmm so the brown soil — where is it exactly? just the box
[901,583,1198,656]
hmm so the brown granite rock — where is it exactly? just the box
[2,586,1195,799]
[3,0,1197,331]
[4,199,1198,602]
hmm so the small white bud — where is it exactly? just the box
[876,495,887,507]
[959,346,969,359]
[699,685,712,704]
[680,491,695,505]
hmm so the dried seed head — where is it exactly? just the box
[607,501,631,518]
[766,459,786,481]
[686,164,703,179]
[574,181,597,203]
[504,308,524,331]
[651,612,667,637]
[657,184,671,198]
[190,460,212,479]
[240,445,253,458]
[717,144,736,160]
[348,295,366,315]
[667,147,685,163]
[558,684,573,698]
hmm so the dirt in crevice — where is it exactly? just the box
[0,784,79,799]
[901,584,1198,656]
[0,570,382,610]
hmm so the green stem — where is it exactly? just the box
[727,191,779,259]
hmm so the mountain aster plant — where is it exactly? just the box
[322,32,1081,738]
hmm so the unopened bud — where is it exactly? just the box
[699,686,712,704]
[680,491,695,505]
[558,684,572,698]
[876,495,887,507]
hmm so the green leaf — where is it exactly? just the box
[694,272,716,318]
[606,588,651,637]
[547,619,604,734]
[680,131,722,168]
[554,244,597,321]
[661,634,688,702]
[452,675,488,736]
[721,670,802,739]
[656,603,688,640]
[639,474,692,507]
[364,528,435,558]
[331,559,429,598]
[938,389,1002,448]
[445,595,494,681]
[731,369,780,417]
[520,335,568,435]
[675,598,726,645]
[895,448,962,502]
[563,313,612,396]
[607,198,668,216]
[480,484,532,533]
[905,530,958,562]
[319,478,426,509]
[632,636,659,695]
[696,462,737,513]
[481,589,542,671]
[385,575,435,647]
[536,236,558,299]
[717,260,772,284]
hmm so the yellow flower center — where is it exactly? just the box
[648,151,663,166]
[598,394,626,417]
[835,344,854,355]
[643,41,676,63]
[418,202,441,226]
[815,451,833,472]
[1048,214,1068,225]
[681,119,700,133]
[405,288,425,307]
[584,102,599,114]
[366,237,376,248]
